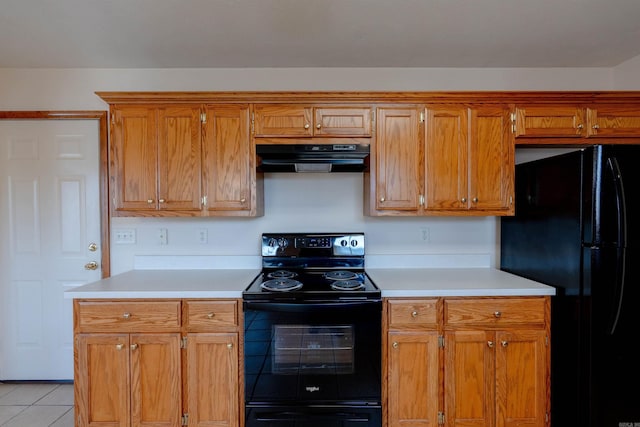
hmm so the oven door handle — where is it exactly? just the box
[243,300,381,313]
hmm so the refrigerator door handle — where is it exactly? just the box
[606,157,627,335]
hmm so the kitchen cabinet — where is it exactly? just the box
[515,104,640,141]
[384,297,550,427]
[110,103,263,217]
[111,105,202,214]
[368,105,514,216]
[74,300,182,427]
[253,104,372,138]
[74,298,242,427]
[385,299,441,427]
[183,300,241,427]
[443,297,549,427]
[202,104,262,216]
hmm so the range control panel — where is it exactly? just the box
[261,233,364,257]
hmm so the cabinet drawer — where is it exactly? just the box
[388,299,438,328]
[184,300,239,329]
[76,300,181,332]
[444,298,545,327]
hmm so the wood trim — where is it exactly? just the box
[97,91,640,105]
[0,110,111,278]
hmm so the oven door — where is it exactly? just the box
[246,406,382,427]
[243,300,382,406]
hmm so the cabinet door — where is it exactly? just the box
[75,334,130,427]
[424,106,468,211]
[253,105,313,137]
[514,106,586,138]
[495,330,547,427]
[130,333,182,427]
[387,331,440,427]
[187,333,239,427]
[375,107,422,212]
[111,106,158,211]
[444,330,495,427]
[587,106,640,137]
[469,107,514,214]
[314,107,372,137]
[202,105,254,213]
[157,106,202,211]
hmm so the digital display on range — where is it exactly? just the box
[295,237,331,248]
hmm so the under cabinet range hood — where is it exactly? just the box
[256,143,370,173]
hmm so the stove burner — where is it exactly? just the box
[260,278,303,292]
[267,270,297,279]
[324,270,359,281]
[330,280,365,291]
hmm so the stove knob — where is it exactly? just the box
[350,239,358,247]
[340,239,348,247]
[278,238,289,249]
[267,238,279,248]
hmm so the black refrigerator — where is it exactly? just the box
[501,145,640,427]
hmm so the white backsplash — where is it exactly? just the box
[110,173,498,274]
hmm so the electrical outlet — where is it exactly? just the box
[198,229,208,244]
[420,227,430,243]
[114,229,136,244]
[158,228,168,245]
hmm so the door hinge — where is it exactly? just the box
[251,112,255,134]
[438,335,445,348]
[180,337,187,349]
[510,112,516,133]
[200,112,207,124]
[181,413,189,426]
[438,411,445,425]
[420,111,425,123]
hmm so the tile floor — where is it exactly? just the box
[0,383,73,427]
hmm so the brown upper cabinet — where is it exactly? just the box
[253,105,372,138]
[367,105,514,216]
[515,104,640,141]
[110,103,263,217]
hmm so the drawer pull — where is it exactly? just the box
[487,341,494,348]
[207,312,215,319]
[411,311,418,318]
[123,312,131,319]
[130,343,138,351]
[494,311,502,318]
[392,342,399,349]
[227,343,233,349]
[116,344,124,350]
[501,340,509,348]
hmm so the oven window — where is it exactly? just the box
[272,325,354,375]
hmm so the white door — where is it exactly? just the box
[0,119,102,380]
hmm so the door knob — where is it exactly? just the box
[84,261,98,270]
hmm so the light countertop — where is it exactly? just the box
[65,267,555,299]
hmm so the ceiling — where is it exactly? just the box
[2,0,640,69]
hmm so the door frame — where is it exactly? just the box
[0,110,111,277]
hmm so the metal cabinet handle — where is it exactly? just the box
[487,341,494,348]
[472,197,478,203]
[207,312,215,319]
[577,123,584,129]
[123,312,131,319]
[240,198,246,203]
[116,344,124,350]
[130,343,138,351]
[380,197,385,202]
[316,124,322,129]
[461,197,467,203]
[494,311,502,318]
[392,342,399,349]
[159,199,166,203]
[147,199,154,204]
[411,311,418,318]
[501,341,508,348]
[593,124,600,130]
[227,343,233,349]
[304,124,310,129]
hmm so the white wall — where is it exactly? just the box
[0,66,617,274]
[613,54,640,89]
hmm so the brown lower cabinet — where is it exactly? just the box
[385,297,550,427]
[73,299,241,427]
